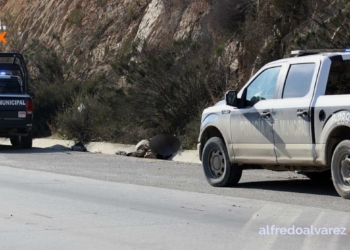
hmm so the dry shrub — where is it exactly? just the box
[56,95,121,142]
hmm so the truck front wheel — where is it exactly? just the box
[202,137,242,187]
[21,133,33,149]
[331,140,350,199]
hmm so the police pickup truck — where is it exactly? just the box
[0,53,34,148]
[198,49,350,199]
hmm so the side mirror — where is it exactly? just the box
[29,92,35,99]
[225,90,238,107]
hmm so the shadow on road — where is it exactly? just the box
[0,144,71,154]
[237,179,338,197]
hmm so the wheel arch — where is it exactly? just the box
[325,125,350,166]
[199,126,226,161]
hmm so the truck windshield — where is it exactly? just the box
[0,79,22,94]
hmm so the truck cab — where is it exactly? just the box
[0,53,34,148]
[198,49,350,199]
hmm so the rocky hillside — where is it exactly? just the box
[0,0,349,80]
[0,0,348,146]
[0,0,223,76]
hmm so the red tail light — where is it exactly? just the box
[26,99,33,115]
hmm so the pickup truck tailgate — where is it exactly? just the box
[0,96,30,127]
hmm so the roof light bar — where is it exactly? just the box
[291,49,350,57]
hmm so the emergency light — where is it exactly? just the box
[291,49,350,57]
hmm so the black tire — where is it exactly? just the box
[202,137,242,187]
[303,170,331,181]
[331,140,350,199]
[21,133,33,149]
[10,136,21,147]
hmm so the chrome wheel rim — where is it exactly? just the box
[209,148,225,178]
[340,154,350,186]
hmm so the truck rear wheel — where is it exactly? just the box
[21,133,33,149]
[10,136,21,147]
[331,140,350,199]
[202,137,242,187]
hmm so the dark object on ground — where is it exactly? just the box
[150,134,181,160]
[116,151,128,156]
[71,141,87,152]
[117,136,181,160]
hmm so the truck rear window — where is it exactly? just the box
[0,79,22,94]
[326,60,350,95]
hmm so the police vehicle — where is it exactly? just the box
[198,49,350,199]
[0,53,34,148]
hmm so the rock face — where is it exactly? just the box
[0,0,217,75]
[0,1,343,84]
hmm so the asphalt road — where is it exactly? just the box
[1,145,350,249]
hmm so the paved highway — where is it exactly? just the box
[0,145,350,249]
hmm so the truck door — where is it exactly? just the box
[272,61,320,164]
[231,66,283,164]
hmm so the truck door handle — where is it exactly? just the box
[260,111,271,118]
[297,109,309,117]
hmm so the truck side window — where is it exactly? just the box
[282,63,315,99]
[245,66,281,107]
[326,61,350,95]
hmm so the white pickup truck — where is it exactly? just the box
[198,49,350,199]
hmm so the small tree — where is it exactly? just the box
[112,38,240,148]
[112,39,212,136]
